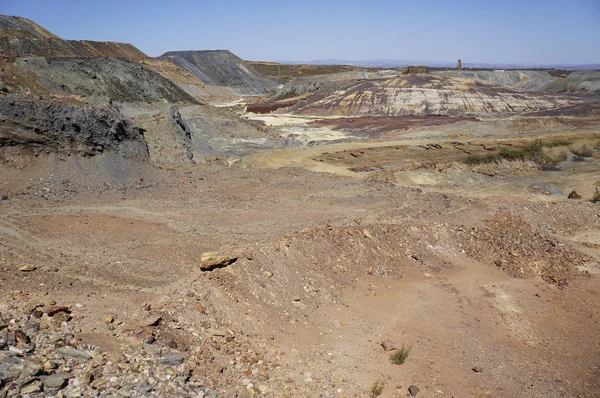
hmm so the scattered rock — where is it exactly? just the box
[1,195,8,201]
[103,314,114,324]
[264,271,274,278]
[18,264,36,272]
[472,366,483,373]
[381,341,397,351]
[568,191,582,199]
[200,252,238,271]
[408,385,420,396]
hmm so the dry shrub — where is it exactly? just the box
[541,146,568,165]
[569,140,596,157]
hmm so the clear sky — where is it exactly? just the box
[2,0,599,64]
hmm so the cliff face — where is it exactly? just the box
[160,50,280,95]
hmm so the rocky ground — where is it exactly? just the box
[1,13,600,398]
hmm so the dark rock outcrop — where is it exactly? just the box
[0,94,148,158]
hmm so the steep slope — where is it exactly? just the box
[160,50,280,95]
[0,15,59,39]
[283,74,579,117]
[2,57,197,103]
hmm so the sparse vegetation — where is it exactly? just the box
[390,346,411,365]
[465,139,599,166]
[370,380,385,398]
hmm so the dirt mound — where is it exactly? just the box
[0,15,59,39]
[438,70,557,91]
[2,57,197,104]
[160,50,280,95]
[282,74,579,117]
[456,213,589,286]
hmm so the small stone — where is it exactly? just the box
[292,297,301,302]
[194,304,206,314]
[141,316,161,327]
[1,195,8,201]
[264,271,273,278]
[103,315,114,324]
[381,341,397,351]
[80,370,94,384]
[568,191,582,199]
[408,385,420,396]
[47,300,57,306]
[41,374,67,389]
[206,329,227,337]
[166,339,178,349]
[43,361,58,371]
[13,330,29,345]
[472,366,483,373]
[54,312,72,323]
[19,265,36,272]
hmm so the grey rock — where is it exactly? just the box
[158,352,185,366]
[0,357,41,382]
[40,373,67,388]
[408,385,420,396]
[55,347,92,360]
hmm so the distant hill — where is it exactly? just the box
[276,58,600,71]
[160,50,280,95]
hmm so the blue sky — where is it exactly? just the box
[2,0,599,64]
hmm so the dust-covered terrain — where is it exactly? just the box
[1,14,600,398]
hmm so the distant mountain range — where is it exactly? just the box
[275,59,600,71]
